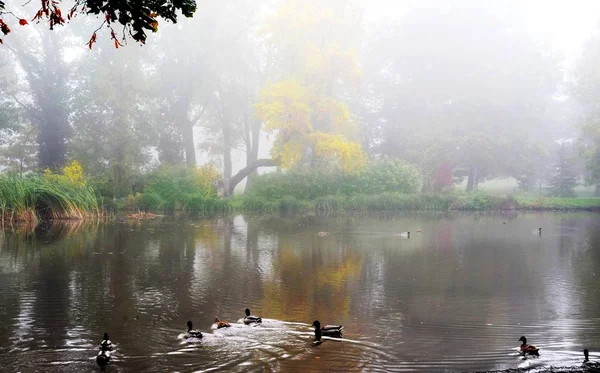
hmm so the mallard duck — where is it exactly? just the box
[399,232,410,238]
[317,232,330,237]
[214,317,231,329]
[312,320,343,343]
[96,333,112,365]
[243,308,262,325]
[532,228,542,234]
[185,320,203,339]
[518,336,540,356]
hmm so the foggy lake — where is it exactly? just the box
[1,212,599,372]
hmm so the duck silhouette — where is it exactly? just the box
[185,320,202,339]
[96,333,112,365]
[243,308,262,325]
[312,320,343,345]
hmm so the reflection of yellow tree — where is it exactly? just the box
[262,243,363,323]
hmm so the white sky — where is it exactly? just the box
[364,0,600,64]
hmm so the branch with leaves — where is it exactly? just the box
[0,0,196,48]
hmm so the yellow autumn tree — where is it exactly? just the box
[256,0,365,171]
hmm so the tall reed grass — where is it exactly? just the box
[0,175,100,223]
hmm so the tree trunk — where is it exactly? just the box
[473,170,480,190]
[183,116,196,168]
[466,167,475,192]
[34,35,69,170]
[225,158,280,197]
[38,115,66,170]
[223,124,232,181]
[244,119,261,194]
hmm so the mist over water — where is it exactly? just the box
[1,212,599,372]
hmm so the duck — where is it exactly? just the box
[312,320,343,344]
[243,308,262,325]
[416,229,423,233]
[532,228,542,234]
[399,232,410,238]
[584,348,590,364]
[214,317,231,329]
[518,336,540,356]
[96,332,112,365]
[317,231,330,237]
[185,320,203,339]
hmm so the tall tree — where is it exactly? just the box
[7,29,71,170]
[70,44,154,198]
[548,141,579,197]
[571,30,600,196]
[254,0,365,174]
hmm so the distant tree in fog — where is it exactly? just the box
[548,141,579,197]
[360,0,561,192]
[572,31,600,196]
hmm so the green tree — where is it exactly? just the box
[70,45,154,198]
[5,29,71,170]
[548,141,579,197]
[571,30,600,196]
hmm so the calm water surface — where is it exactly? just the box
[0,212,599,372]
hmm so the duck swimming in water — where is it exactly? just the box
[243,308,262,325]
[96,333,112,365]
[518,336,540,356]
[214,317,231,329]
[532,228,542,235]
[312,320,343,344]
[399,232,410,238]
[185,320,203,339]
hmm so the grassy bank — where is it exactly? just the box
[0,175,100,223]
[514,196,600,210]
[233,193,600,214]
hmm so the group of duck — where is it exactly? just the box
[95,308,343,366]
[184,308,342,345]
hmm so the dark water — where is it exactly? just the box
[1,212,599,372]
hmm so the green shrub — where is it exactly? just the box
[139,165,225,212]
[248,159,422,200]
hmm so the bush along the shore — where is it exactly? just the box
[117,165,231,213]
[0,161,100,223]
[247,160,423,200]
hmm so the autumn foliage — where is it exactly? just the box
[255,0,366,171]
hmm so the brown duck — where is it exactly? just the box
[214,317,231,329]
[519,336,539,356]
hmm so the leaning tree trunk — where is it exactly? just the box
[225,158,280,197]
